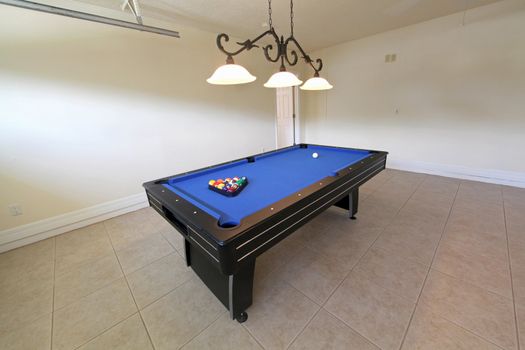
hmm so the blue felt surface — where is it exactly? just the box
[164,145,370,227]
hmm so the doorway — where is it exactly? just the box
[275,86,300,148]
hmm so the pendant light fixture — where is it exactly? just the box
[264,63,303,88]
[207,56,256,85]
[207,0,332,91]
[300,72,333,90]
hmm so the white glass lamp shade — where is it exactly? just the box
[300,76,333,90]
[264,71,303,88]
[207,63,256,85]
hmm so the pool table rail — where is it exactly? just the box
[144,144,387,275]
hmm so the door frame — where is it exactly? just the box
[275,86,300,149]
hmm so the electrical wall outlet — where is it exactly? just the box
[8,204,23,216]
[385,54,397,63]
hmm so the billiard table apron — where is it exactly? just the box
[143,145,387,322]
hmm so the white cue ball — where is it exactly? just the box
[312,152,319,159]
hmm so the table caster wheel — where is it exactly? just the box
[236,312,248,323]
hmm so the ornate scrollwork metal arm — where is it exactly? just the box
[284,36,323,73]
[216,29,323,73]
[216,29,280,60]
[283,37,299,66]
[262,29,281,63]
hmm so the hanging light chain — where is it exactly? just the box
[290,0,294,37]
[268,0,273,29]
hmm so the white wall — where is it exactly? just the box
[0,4,276,238]
[301,0,525,187]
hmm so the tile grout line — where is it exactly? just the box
[502,189,521,350]
[353,170,397,207]
[358,174,395,203]
[110,231,176,276]
[397,179,461,349]
[70,312,139,350]
[290,218,353,266]
[52,267,125,313]
[398,183,511,350]
[177,311,226,349]
[138,277,194,312]
[56,220,185,314]
[246,173,405,350]
[86,217,240,348]
[119,242,177,277]
[175,249,187,262]
[309,174,429,350]
[239,253,321,348]
[282,181,411,349]
[240,277,326,349]
[53,249,114,280]
[274,274,326,348]
[361,170,403,201]
[160,231,183,255]
[285,304,323,350]
[348,174,425,266]
[103,221,158,350]
[241,321,270,350]
[416,300,507,350]
[321,308,386,350]
[51,276,121,313]
[282,222,416,349]
[423,268,514,302]
[50,237,57,350]
[323,173,428,306]
[50,232,131,313]
[265,180,513,350]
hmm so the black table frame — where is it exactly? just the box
[143,144,388,322]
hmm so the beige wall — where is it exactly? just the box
[0,5,276,230]
[301,0,525,186]
[2,0,524,237]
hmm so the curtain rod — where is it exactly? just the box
[0,0,180,38]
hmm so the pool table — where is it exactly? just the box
[143,144,387,322]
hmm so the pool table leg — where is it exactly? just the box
[184,239,191,266]
[184,239,255,323]
[350,188,359,220]
[228,260,255,323]
[333,188,359,219]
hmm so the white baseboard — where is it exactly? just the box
[388,159,525,189]
[0,193,149,253]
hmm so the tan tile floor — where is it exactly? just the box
[1,169,524,350]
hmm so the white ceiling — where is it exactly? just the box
[73,0,502,51]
